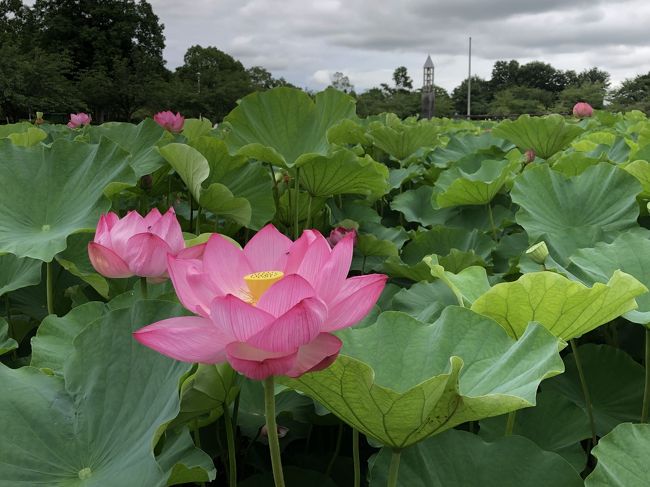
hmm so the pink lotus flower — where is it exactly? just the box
[133,225,387,380]
[67,112,91,128]
[88,208,185,282]
[327,227,356,248]
[573,102,593,118]
[154,111,185,133]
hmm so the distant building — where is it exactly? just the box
[421,55,435,119]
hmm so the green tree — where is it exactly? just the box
[452,76,494,115]
[489,86,552,115]
[247,66,293,91]
[517,61,567,93]
[609,73,650,113]
[555,82,607,112]
[490,60,520,91]
[330,71,354,94]
[393,66,413,92]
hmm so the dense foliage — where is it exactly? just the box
[2,87,650,486]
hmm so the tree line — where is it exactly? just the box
[2,0,650,123]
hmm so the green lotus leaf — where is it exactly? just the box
[585,423,650,487]
[191,136,247,184]
[480,390,591,472]
[432,157,518,208]
[31,301,110,372]
[511,163,641,263]
[171,363,240,429]
[283,307,563,448]
[276,189,326,228]
[391,186,448,227]
[546,344,644,437]
[368,429,582,487]
[368,118,440,162]
[492,114,584,159]
[390,280,457,322]
[0,300,215,485]
[551,152,600,176]
[0,137,136,261]
[55,232,110,298]
[327,118,370,146]
[430,132,513,167]
[0,122,32,138]
[89,119,166,176]
[299,149,388,198]
[471,270,646,340]
[8,127,47,146]
[388,165,424,189]
[0,317,17,356]
[157,427,217,485]
[585,137,631,164]
[199,183,252,227]
[623,159,650,198]
[224,87,356,168]
[0,253,41,296]
[382,256,435,282]
[568,231,650,324]
[182,118,214,140]
[425,255,490,306]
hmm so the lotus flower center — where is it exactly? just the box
[244,271,284,304]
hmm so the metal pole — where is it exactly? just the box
[467,36,472,119]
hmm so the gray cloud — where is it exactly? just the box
[149,0,650,91]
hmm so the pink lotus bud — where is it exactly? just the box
[88,208,185,281]
[327,227,356,248]
[153,111,185,133]
[524,149,536,164]
[572,102,593,118]
[67,112,91,128]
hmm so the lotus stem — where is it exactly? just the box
[504,411,516,436]
[294,168,301,239]
[46,261,54,315]
[140,277,148,300]
[305,193,313,230]
[570,339,597,446]
[189,191,194,232]
[264,376,286,487]
[386,449,402,487]
[486,203,497,240]
[195,205,202,235]
[326,423,343,477]
[352,428,361,487]
[642,328,650,423]
[224,405,238,487]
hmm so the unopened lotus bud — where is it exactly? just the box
[327,227,356,248]
[524,149,536,164]
[572,102,593,118]
[260,424,289,439]
[525,241,549,265]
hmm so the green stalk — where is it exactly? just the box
[294,168,301,240]
[504,411,516,436]
[46,261,54,315]
[195,206,202,235]
[224,405,238,487]
[325,423,343,477]
[642,328,650,423]
[264,376,285,487]
[305,193,313,230]
[486,203,498,240]
[140,277,148,300]
[386,449,402,487]
[571,339,597,445]
[352,428,361,487]
[189,192,194,232]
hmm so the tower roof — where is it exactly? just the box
[424,55,434,69]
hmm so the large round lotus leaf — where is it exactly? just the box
[368,429,583,487]
[511,163,641,264]
[492,114,584,159]
[546,344,644,437]
[391,186,448,227]
[430,132,513,167]
[299,149,388,198]
[0,300,215,486]
[425,255,491,306]
[432,156,518,208]
[223,87,356,167]
[282,307,563,449]
[480,390,591,472]
[585,423,650,487]
[368,118,440,162]
[0,317,17,356]
[0,253,41,296]
[471,271,646,340]
[0,137,136,262]
[89,119,166,176]
[623,159,650,198]
[55,232,111,298]
[390,280,457,322]
[568,230,650,324]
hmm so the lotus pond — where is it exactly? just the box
[2,87,650,486]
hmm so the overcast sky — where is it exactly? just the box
[150,0,650,92]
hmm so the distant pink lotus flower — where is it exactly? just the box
[154,110,185,133]
[67,112,91,128]
[327,227,356,248]
[573,102,593,118]
[524,149,536,164]
[133,225,387,380]
[88,208,184,282]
